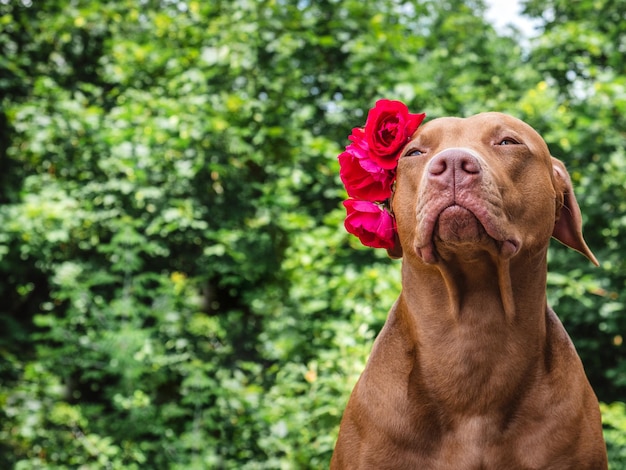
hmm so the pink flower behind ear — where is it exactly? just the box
[343,199,396,249]
[364,99,426,170]
[338,128,395,201]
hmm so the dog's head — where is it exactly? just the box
[390,112,598,266]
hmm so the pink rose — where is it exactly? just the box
[343,199,396,249]
[364,99,426,170]
[338,128,395,201]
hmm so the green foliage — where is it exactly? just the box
[602,402,626,469]
[0,0,624,467]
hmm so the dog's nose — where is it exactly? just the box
[427,148,482,188]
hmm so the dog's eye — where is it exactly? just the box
[406,149,424,157]
[498,138,520,146]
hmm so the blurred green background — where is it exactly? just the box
[1,0,625,468]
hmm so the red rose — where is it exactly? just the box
[338,128,395,201]
[338,99,425,251]
[343,199,396,249]
[364,99,426,170]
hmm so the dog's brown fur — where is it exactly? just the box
[331,113,607,469]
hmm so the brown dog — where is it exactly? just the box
[331,113,607,469]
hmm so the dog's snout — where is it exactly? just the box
[427,149,481,188]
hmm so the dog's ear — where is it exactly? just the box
[386,232,403,259]
[551,157,599,266]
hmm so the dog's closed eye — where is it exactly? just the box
[497,138,521,146]
[406,148,425,157]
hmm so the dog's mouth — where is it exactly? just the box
[416,204,519,264]
[436,205,484,243]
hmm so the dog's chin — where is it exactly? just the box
[437,206,485,244]
[416,206,518,264]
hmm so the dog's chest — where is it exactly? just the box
[435,416,499,467]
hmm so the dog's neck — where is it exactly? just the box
[401,247,549,320]
[397,249,550,414]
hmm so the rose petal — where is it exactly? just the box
[343,199,396,249]
[338,146,394,201]
[403,112,426,140]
